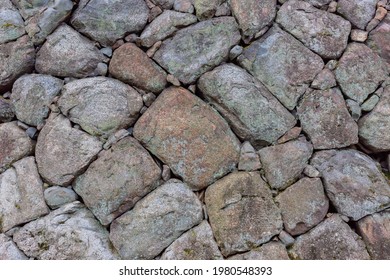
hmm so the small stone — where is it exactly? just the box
[327,1,337,12]
[103,129,130,150]
[124,34,138,42]
[326,60,338,70]
[44,186,78,210]
[100,47,112,57]
[16,121,29,130]
[94,62,108,76]
[145,0,156,8]
[26,127,38,139]
[149,6,163,22]
[311,68,337,90]
[375,6,388,21]
[146,41,162,57]
[254,26,269,39]
[228,241,289,260]
[361,95,380,112]
[277,127,302,144]
[167,74,181,86]
[337,0,378,29]
[346,99,362,121]
[0,234,27,260]
[142,92,157,107]
[340,215,350,223]
[229,45,243,60]
[112,39,124,50]
[0,97,14,123]
[140,106,148,114]
[367,18,381,32]
[350,29,368,42]
[215,2,231,16]
[238,142,261,171]
[151,0,175,9]
[303,165,320,178]
[278,230,295,247]
[162,165,171,181]
[188,84,196,93]
[194,0,223,21]
[174,0,194,13]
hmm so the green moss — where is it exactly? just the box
[38,242,49,251]
[183,248,194,257]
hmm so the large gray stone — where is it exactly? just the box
[334,43,388,103]
[297,88,358,149]
[140,10,197,48]
[258,139,313,190]
[359,86,390,152]
[337,0,378,29]
[0,0,25,44]
[0,121,33,173]
[36,114,102,186]
[13,201,119,259]
[205,172,283,257]
[0,35,35,93]
[290,214,370,260]
[276,0,351,59]
[134,87,240,191]
[71,0,148,46]
[153,17,241,84]
[11,74,63,127]
[198,64,296,148]
[0,157,49,233]
[0,233,27,260]
[74,137,161,226]
[58,77,143,138]
[238,25,324,110]
[161,221,223,260]
[109,179,203,259]
[35,24,106,78]
[228,241,289,260]
[311,149,390,221]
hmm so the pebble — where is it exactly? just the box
[173,0,194,13]
[229,45,243,60]
[146,41,162,57]
[361,94,380,111]
[350,29,368,42]
[100,47,113,57]
[166,74,181,86]
[162,165,171,181]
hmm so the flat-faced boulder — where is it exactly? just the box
[0,157,49,233]
[228,241,289,260]
[0,0,25,44]
[74,137,161,226]
[0,234,27,260]
[13,202,119,259]
[11,74,63,127]
[311,149,390,221]
[109,179,203,259]
[58,77,143,138]
[297,88,358,149]
[290,214,370,260]
[109,43,167,94]
[198,64,296,148]
[35,114,102,186]
[134,87,240,191]
[258,139,313,190]
[337,0,378,29]
[276,0,351,59]
[238,25,324,110]
[205,172,283,257]
[35,24,106,78]
[153,17,241,84]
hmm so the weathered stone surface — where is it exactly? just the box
[110,179,203,259]
[290,214,370,260]
[174,0,194,13]
[154,17,241,84]
[11,74,63,127]
[357,210,390,260]
[35,24,106,78]
[297,88,359,149]
[311,68,337,90]
[134,87,240,191]
[238,141,261,171]
[44,186,78,210]
[74,137,161,226]
[71,0,148,46]
[230,0,276,39]
[0,0,25,44]
[0,97,14,123]
[161,221,223,260]
[0,121,33,173]
[198,64,296,147]
[0,233,27,260]
[367,14,390,66]
[205,172,283,257]
[58,77,143,138]
[304,0,331,7]
[277,127,302,144]
[13,202,119,259]
[337,0,378,29]
[346,99,361,121]
[0,35,35,93]
[361,94,380,112]
[140,10,197,47]
[228,241,289,260]
[152,0,175,9]
[311,149,390,221]
[334,43,388,103]
[276,178,329,236]
[303,165,320,178]
[351,29,368,42]
[194,0,223,20]
[238,25,324,110]
[258,139,313,190]
[0,157,49,233]
[109,43,167,93]
[359,87,390,152]
[36,114,102,186]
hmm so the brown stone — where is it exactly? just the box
[277,127,302,144]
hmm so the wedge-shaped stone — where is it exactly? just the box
[258,139,313,190]
[109,179,203,259]
[58,77,143,138]
[334,43,388,103]
[35,24,106,78]
[228,241,289,260]
[153,17,241,84]
[134,87,240,191]
[290,214,370,260]
[276,0,351,59]
[71,0,148,46]
[311,149,390,221]
[0,0,25,44]
[238,25,324,110]
[0,234,27,260]
[13,202,119,259]
[198,64,296,148]
[74,137,161,226]
[297,88,358,149]
[205,172,283,257]
[36,114,102,186]
[0,157,49,233]
[337,0,378,29]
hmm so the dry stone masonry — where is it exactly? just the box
[0,0,389,260]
